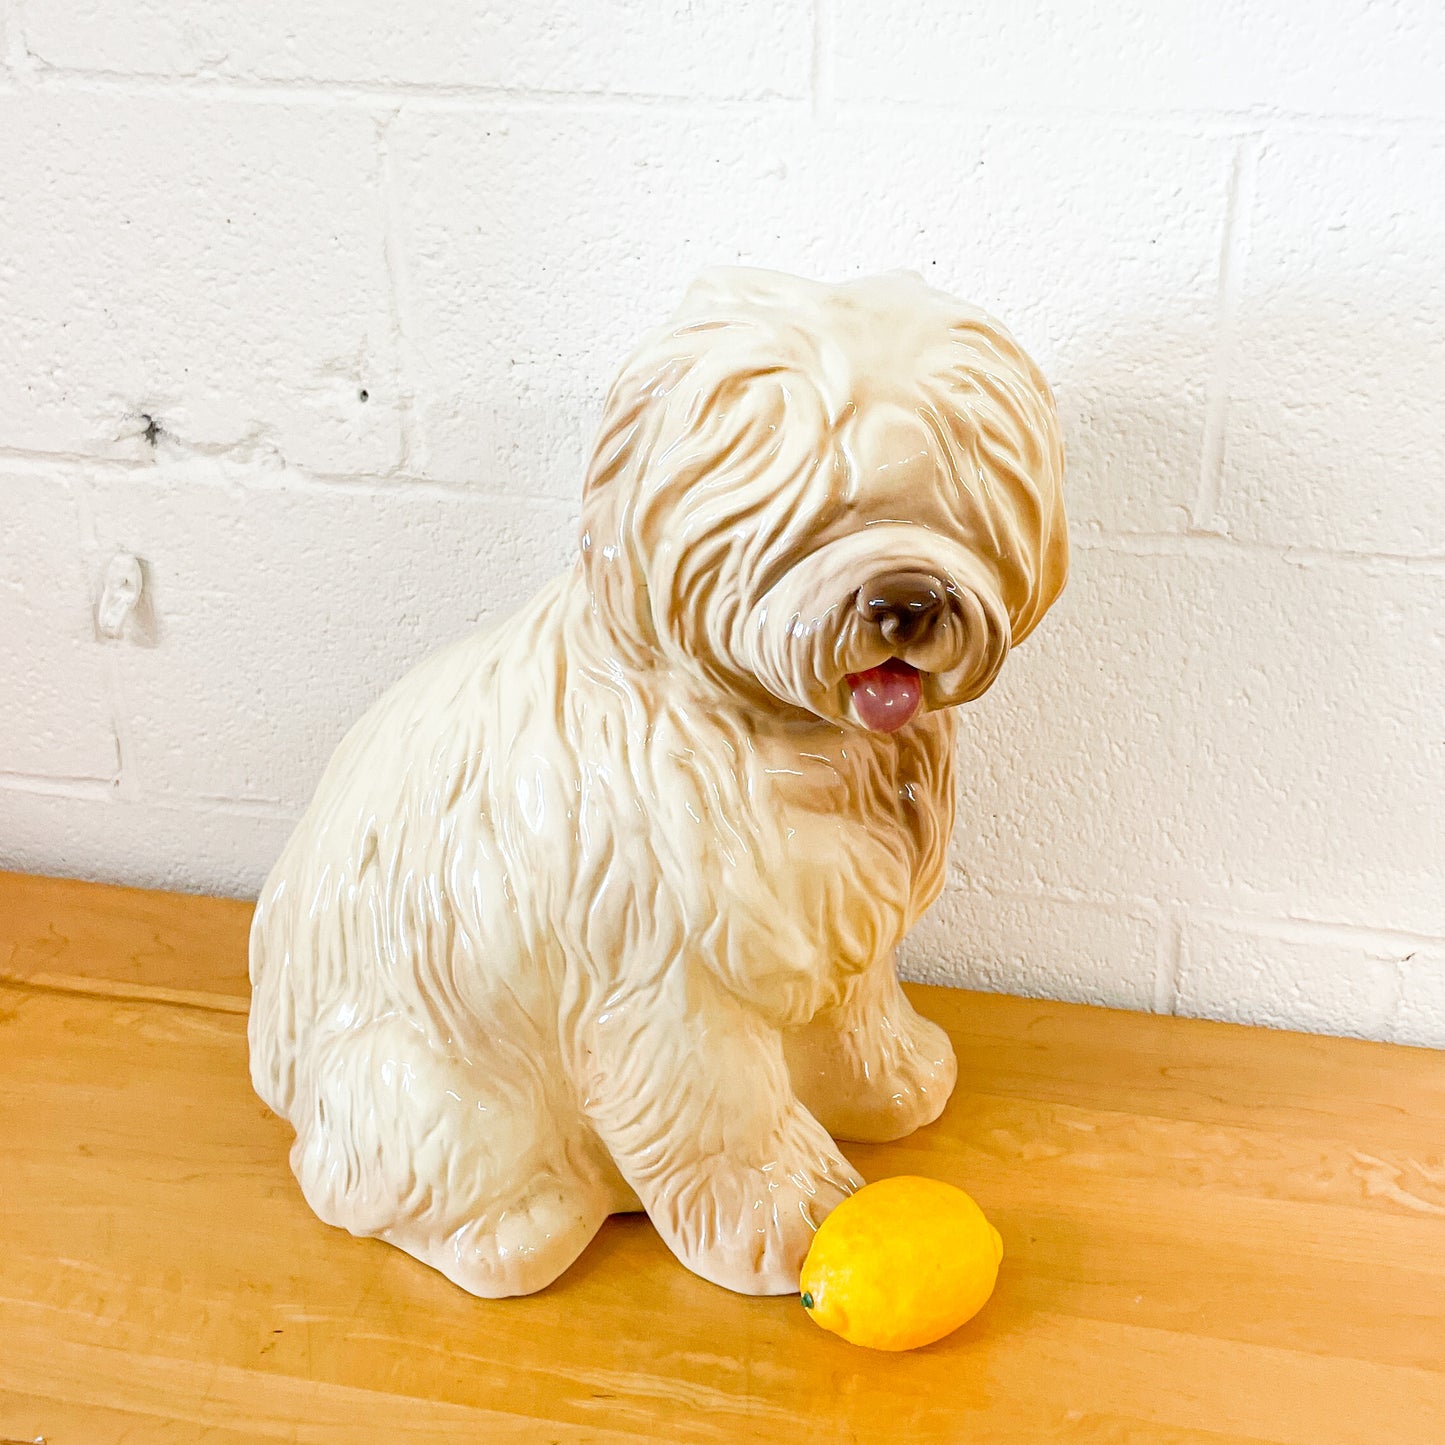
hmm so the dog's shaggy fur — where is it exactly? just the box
[249,269,1067,1296]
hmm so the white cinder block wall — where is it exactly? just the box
[2,2,1442,1044]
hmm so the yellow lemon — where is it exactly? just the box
[799,1175,1003,1351]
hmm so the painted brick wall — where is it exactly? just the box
[2,2,1441,1044]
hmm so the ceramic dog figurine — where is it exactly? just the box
[248,268,1067,1297]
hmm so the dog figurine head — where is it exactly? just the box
[579,268,1067,731]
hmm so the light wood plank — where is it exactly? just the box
[2,873,1443,1442]
[0,869,253,1003]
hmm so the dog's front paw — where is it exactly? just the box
[651,1113,863,1295]
[787,1002,958,1145]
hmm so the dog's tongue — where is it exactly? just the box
[847,660,922,733]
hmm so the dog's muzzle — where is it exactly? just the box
[742,526,1013,726]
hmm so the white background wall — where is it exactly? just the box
[2,2,1442,1045]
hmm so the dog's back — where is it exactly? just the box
[247,574,574,1118]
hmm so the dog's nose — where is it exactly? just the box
[856,571,949,644]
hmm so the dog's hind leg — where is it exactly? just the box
[287,1015,617,1297]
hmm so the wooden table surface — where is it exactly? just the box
[2,871,1443,1443]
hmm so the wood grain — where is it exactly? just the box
[2,871,1443,1442]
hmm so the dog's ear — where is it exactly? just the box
[988,335,1068,649]
[925,294,1070,654]
[1012,441,1069,648]
[577,355,662,655]
[935,312,1068,650]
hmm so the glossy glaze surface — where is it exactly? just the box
[247,268,1068,1296]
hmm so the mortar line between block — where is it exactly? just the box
[1182,905,1445,951]
[157,793,301,820]
[942,874,1445,952]
[0,772,307,822]
[100,643,138,802]
[377,108,423,475]
[3,0,31,72]
[1153,911,1184,1016]
[1072,527,1445,572]
[0,445,587,512]
[0,770,117,799]
[18,64,810,112]
[1193,133,1260,533]
[810,0,834,122]
[71,460,141,802]
[12,64,1445,135]
[1379,957,1410,1043]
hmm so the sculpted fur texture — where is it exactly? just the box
[248,269,1068,1297]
